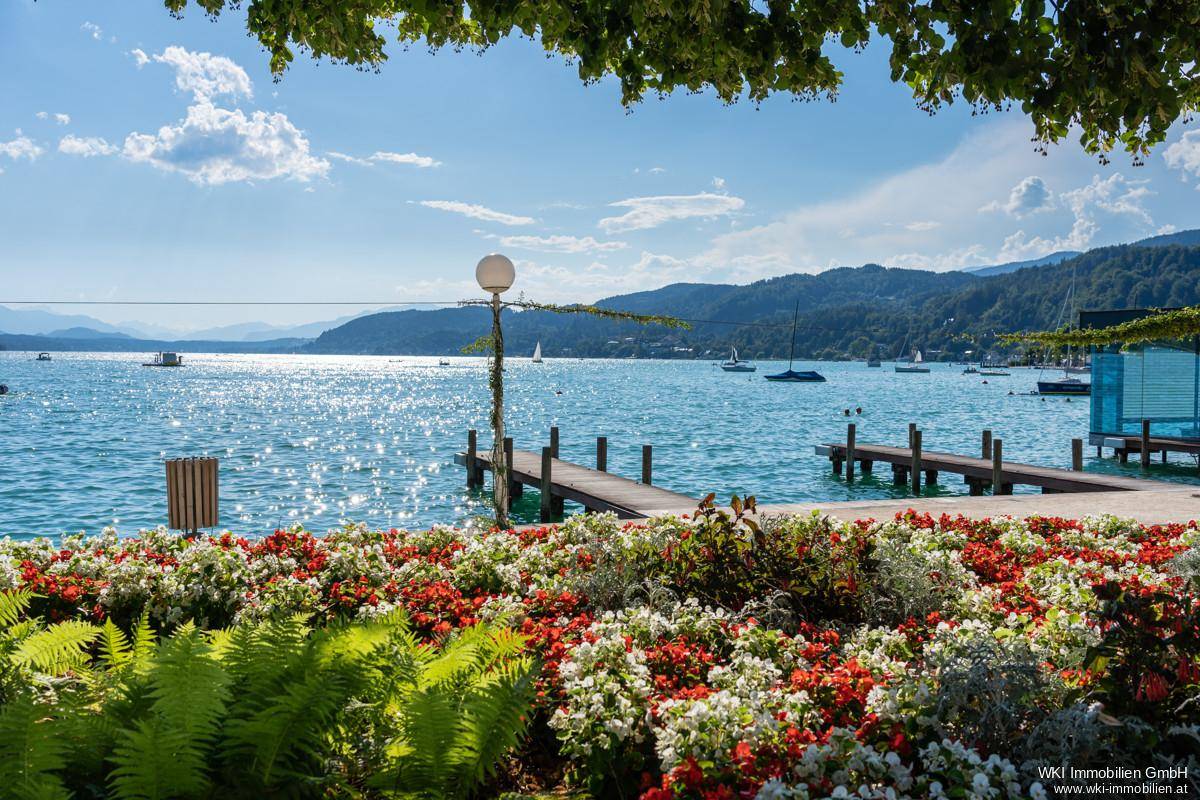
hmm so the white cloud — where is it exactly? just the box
[996,173,1154,262]
[371,151,440,168]
[59,135,117,157]
[130,48,150,67]
[0,134,43,161]
[497,234,628,254]
[903,221,941,232]
[328,150,441,168]
[418,200,535,226]
[599,192,745,233]
[327,151,373,166]
[1163,130,1200,188]
[712,176,726,189]
[36,112,71,126]
[123,101,328,185]
[152,46,253,102]
[81,22,102,40]
[648,166,666,174]
[980,175,1055,217]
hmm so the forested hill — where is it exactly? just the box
[305,242,1200,360]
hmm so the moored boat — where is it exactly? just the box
[142,352,183,367]
[720,347,756,372]
[895,350,930,373]
[532,341,543,363]
[36,352,52,362]
[764,302,825,382]
[1037,377,1090,395]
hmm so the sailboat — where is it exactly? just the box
[720,347,756,372]
[532,341,543,363]
[895,349,930,373]
[765,302,825,382]
[1036,264,1091,395]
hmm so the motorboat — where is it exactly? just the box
[1037,377,1090,395]
[36,352,52,361]
[142,352,183,367]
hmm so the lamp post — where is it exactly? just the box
[476,253,516,527]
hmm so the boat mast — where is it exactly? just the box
[787,300,798,369]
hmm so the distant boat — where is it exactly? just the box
[895,349,930,374]
[36,352,51,362]
[980,369,1011,377]
[765,302,825,382]
[532,341,543,363]
[720,347,756,372]
[1036,263,1090,395]
[438,358,451,366]
[867,357,881,368]
[962,365,979,375]
[1038,376,1090,395]
[142,352,183,367]
[0,384,8,395]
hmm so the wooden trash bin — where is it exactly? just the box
[165,457,219,532]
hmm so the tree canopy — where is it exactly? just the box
[164,0,1199,158]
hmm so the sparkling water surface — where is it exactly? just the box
[2,352,1195,539]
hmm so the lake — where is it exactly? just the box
[2,351,1191,539]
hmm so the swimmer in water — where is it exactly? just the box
[855,407,862,415]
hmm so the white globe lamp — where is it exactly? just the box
[476,254,515,295]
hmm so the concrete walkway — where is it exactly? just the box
[633,486,1200,526]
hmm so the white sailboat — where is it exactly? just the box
[532,341,543,363]
[719,347,756,372]
[895,348,930,374]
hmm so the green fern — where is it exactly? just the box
[109,624,230,800]
[14,620,99,676]
[0,589,33,630]
[0,694,71,800]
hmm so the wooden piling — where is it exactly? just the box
[504,437,521,501]
[1071,438,1083,472]
[982,429,993,460]
[992,438,1011,495]
[910,430,922,494]
[642,445,653,485]
[845,423,856,481]
[1141,419,1151,469]
[908,422,917,448]
[540,447,553,522]
[466,429,479,488]
[550,426,560,458]
[596,436,607,472]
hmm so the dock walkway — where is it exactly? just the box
[455,446,697,519]
[817,441,1170,494]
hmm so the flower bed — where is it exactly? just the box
[3,504,1199,798]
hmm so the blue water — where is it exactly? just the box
[2,352,1195,538]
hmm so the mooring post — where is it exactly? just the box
[596,436,607,472]
[466,429,479,488]
[910,430,922,494]
[992,438,1010,494]
[642,445,653,485]
[1071,438,1083,471]
[550,426,560,458]
[540,446,553,522]
[982,429,993,460]
[1141,419,1151,469]
[908,422,917,448]
[845,423,856,481]
[504,437,520,502]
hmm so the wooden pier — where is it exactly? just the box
[818,433,1171,495]
[456,430,696,520]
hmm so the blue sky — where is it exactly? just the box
[2,0,1199,333]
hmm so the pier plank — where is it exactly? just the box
[456,448,697,518]
[817,442,1170,493]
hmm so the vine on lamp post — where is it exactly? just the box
[463,257,689,529]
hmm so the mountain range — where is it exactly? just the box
[3,228,1199,360]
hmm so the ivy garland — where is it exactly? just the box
[1004,306,1200,348]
